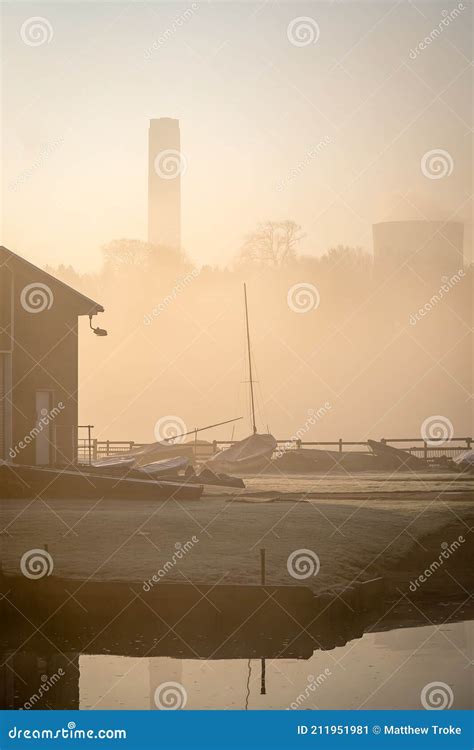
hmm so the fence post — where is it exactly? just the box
[106,440,110,456]
[212,440,217,455]
[93,439,98,461]
[338,438,343,453]
[423,440,428,460]
[467,438,472,450]
[296,439,301,449]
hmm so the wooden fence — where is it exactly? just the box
[77,426,472,465]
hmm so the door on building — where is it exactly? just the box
[35,390,53,465]
[0,355,6,460]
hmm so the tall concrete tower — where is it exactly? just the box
[148,118,182,249]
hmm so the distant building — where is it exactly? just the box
[373,221,464,281]
[0,246,105,466]
[148,118,182,249]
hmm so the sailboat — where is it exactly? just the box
[208,284,277,474]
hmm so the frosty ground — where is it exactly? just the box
[1,473,472,597]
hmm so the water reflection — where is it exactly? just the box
[76,622,472,710]
[2,615,472,710]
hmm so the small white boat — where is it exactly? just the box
[208,285,277,474]
[91,455,137,469]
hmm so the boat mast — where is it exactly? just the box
[244,283,257,435]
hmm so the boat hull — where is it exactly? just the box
[0,464,203,501]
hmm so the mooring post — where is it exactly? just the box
[88,425,93,465]
[260,548,266,585]
[260,658,266,695]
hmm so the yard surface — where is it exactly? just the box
[1,473,472,595]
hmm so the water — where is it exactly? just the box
[77,621,472,710]
[4,620,472,711]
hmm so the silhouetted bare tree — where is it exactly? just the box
[239,221,304,267]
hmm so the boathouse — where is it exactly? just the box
[0,246,105,466]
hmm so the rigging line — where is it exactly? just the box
[244,283,257,435]
[245,659,252,711]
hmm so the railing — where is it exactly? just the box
[76,427,472,465]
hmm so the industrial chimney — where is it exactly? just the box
[148,118,182,250]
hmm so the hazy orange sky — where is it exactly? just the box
[2,1,472,270]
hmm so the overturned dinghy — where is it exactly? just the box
[208,433,277,474]
[367,440,428,470]
[453,450,474,473]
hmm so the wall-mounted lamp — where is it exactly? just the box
[89,315,108,337]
